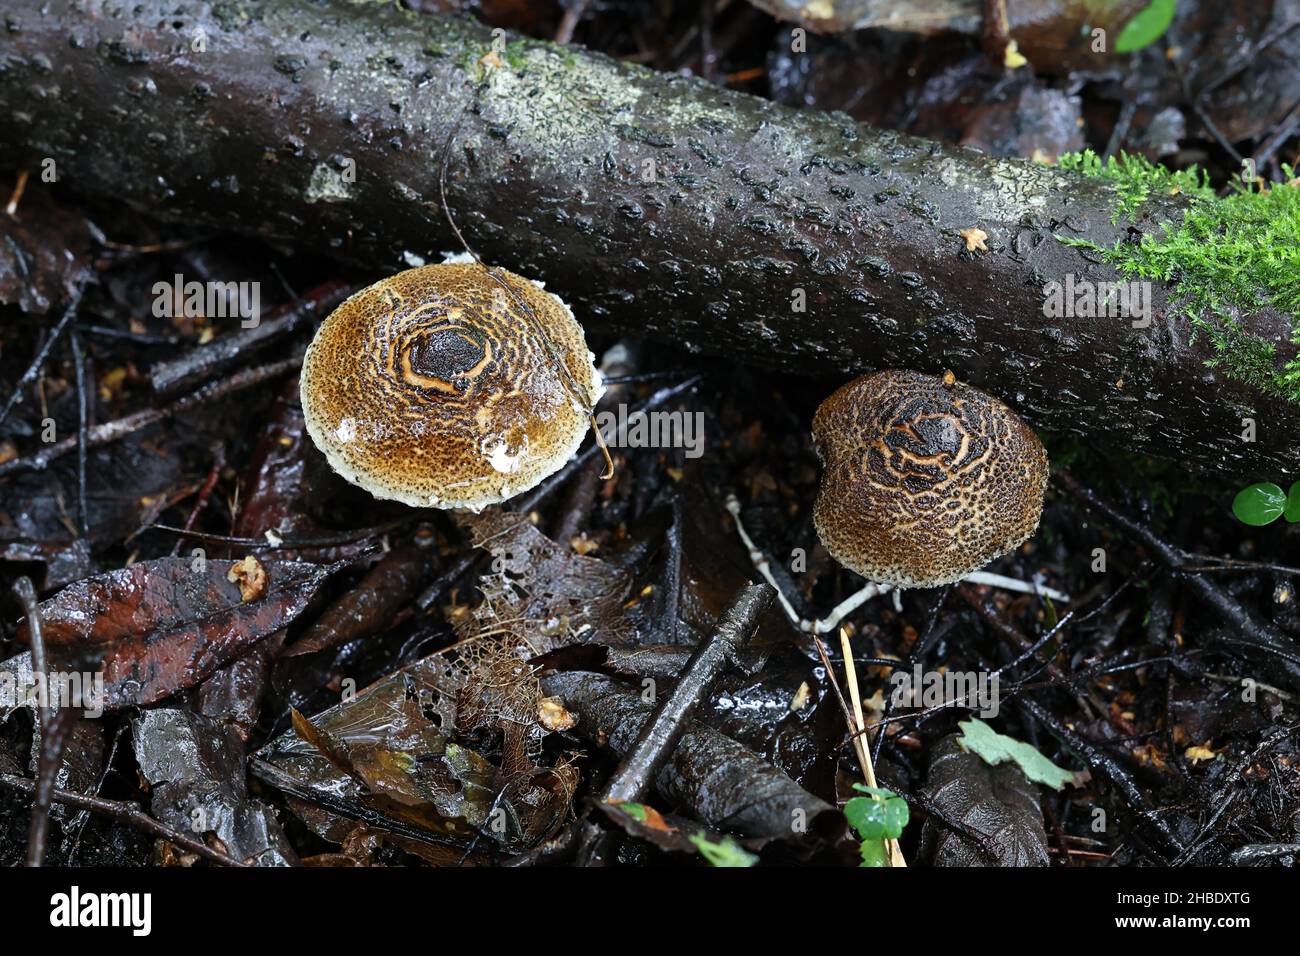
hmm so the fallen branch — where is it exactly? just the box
[3,1,1298,476]
[541,670,842,841]
[0,357,299,477]
[601,581,774,804]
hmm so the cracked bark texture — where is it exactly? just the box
[1,0,1297,477]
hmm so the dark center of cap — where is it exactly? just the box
[873,414,968,489]
[908,415,962,456]
[405,326,490,390]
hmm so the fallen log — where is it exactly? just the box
[2,0,1297,477]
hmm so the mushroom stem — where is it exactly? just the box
[727,495,1069,635]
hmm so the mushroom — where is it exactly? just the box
[811,368,1047,589]
[300,260,603,510]
[727,369,1065,633]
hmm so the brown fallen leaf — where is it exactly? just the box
[15,556,342,710]
[259,668,577,851]
[281,542,431,657]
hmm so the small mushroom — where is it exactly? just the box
[300,260,603,510]
[811,369,1048,589]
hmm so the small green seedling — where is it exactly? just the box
[1232,481,1300,526]
[689,833,758,867]
[843,784,910,867]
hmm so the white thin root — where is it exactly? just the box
[963,570,1070,604]
[726,494,1070,634]
[805,582,892,634]
[725,494,803,625]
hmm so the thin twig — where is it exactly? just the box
[150,517,405,550]
[169,445,226,556]
[148,281,351,394]
[1056,471,1300,685]
[0,773,246,867]
[0,292,83,432]
[0,357,299,477]
[69,326,91,541]
[601,582,774,805]
[13,576,57,866]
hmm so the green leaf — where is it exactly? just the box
[1285,482,1300,523]
[845,783,910,864]
[957,718,1075,790]
[858,839,889,867]
[1115,0,1177,53]
[689,833,757,867]
[1232,482,1287,526]
[844,791,909,841]
[851,784,897,800]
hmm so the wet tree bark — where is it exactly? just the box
[2,0,1297,477]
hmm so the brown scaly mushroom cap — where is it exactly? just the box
[300,260,603,510]
[812,369,1048,588]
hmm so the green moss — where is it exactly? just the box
[1057,150,1213,221]
[457,38,532,82]
[1055,150,1300,403]
[211,2,257,31]
[502,39,532,72]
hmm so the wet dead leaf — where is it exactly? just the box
[15,557,340,710]
[256,659,577,851]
